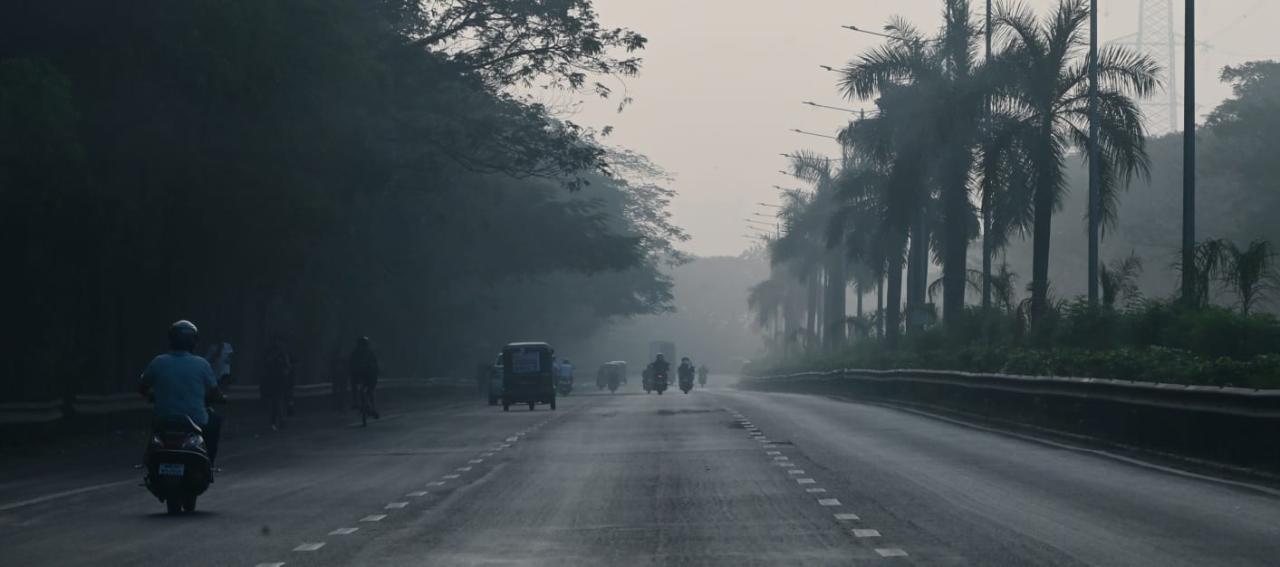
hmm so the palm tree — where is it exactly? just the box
[991,0,1158,320]
[841,1,990,326]
[1221,240,1277,316]
[1099,254,1142,308]
[1176,238,1229,309]
[770,189,825,346]
[787,151,847,350]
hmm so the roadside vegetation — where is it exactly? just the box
[748,0,1280,389]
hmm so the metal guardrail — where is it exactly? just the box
[0,378,457,425]
[753,369,1280,419]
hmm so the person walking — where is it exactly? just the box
[261,338,291,430]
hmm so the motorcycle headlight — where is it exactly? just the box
[181,435,206,451]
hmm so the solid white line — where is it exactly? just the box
[360,514,387,522]
[329,527,359,535]
[0,479,134,512]
[834,513,860,521]
[852,529,881,538]
[875,548,909,557]
[385,502,408,509]
[797,478,817,484]
[817,498,841,506]
[293,542,325,552]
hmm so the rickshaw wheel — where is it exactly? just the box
[550,399,557,410]
[528,401,535,411]
[503,403,510,412]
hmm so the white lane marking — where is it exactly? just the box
[852,529,881,538]
[788,470,806,475]
[772,456,789,461]
[443,474,460,479]
[500,443,512,448]
[797,478,817,484]
[754,438,769,443]
[834,513,861,521]
[385,502,408,509]
[329,527,359,535]
[481,453,494,457]
[777,462,797,468]
[505,437,519,442]
[817,498,842,506]
[469,459,484,464]
[762,444,777,448]
[0,479,134,512]
[254,563,285,567]
[427,481,445,486]
[293,543,325,552]
[876,548,909,557]
[456,467,472,472]
[360,514,387,522]
[406,491,429,497]
[806,488,828,493]
[766,451,781,455]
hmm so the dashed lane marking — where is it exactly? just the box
[788,470,806,475]
[876,548,909,557]
[797,478,817,484]
[360,515,387,522]
[456,467,472,472]
[806,488,828,493]
[385,502,408,509]
[469,459,484,464]
[443,474,460,479]
[329,527,359,536]
[406,491,429,497]
[505,437,519,442]
[254,563,285,567]
[834,513,860,521]
[852,529,881,538]
[766,451,781,455]
[427,482,445,486]
[817,498,842,506]
[772,456,789,461]
[293,543,325,552]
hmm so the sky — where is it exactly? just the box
[566,0,1280,257]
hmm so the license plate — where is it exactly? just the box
[158,463,185,476]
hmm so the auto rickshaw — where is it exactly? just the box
[501,342,556,411]
[601,361,626,393]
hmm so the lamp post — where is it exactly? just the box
[1182,0,1197,307]
[1087,0,1101,305]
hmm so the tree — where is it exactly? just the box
[991,0,1158,321]
[1099,254,1142,308]
[1221,240,1277,316]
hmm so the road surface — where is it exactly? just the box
[2,378,1278,566]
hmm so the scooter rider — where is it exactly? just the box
[139,320,225,464]
[650,353,670,376]
[697,363,709,387]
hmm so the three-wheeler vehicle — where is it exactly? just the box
[501,342,556,411]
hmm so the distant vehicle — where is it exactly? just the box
[600,361,626,393]
[501,342,556,412]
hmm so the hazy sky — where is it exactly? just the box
[568,0,1280,257]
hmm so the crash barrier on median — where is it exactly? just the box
[0,377,462,425]
[743,369,1280,472]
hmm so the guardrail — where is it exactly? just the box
[744,369,1280,472]
[0,377,462,425]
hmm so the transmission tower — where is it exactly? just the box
[1112,0,1179,134]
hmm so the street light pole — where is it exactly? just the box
[1182,0,1197,307]
[983,0,994,310]
[1087,0,1101,305]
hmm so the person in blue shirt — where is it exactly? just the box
[139,320,225,463]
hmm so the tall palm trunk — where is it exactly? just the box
[823,251,846,351]
[885,254,904,347]
[907,212,928,332]
[1030,175,1054,320]
[806,276,819,346]
[942,172,970,323]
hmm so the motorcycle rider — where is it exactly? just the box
[678,357,696,388]
[649,354,670,381]
[559,359,574,386]
[139,320,225,464]
[697,363,709,387]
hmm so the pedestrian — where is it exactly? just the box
[205,341,235,388]
[262,338,291,430]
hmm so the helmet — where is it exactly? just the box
[681,357,690,363]
[655,354,665,361]
[357,336,370,347]
[563,360,570,365]
[168,320,199,352]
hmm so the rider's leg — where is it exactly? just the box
[203,410,224,464]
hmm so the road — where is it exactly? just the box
[2,378,1279,566]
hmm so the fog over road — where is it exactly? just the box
[3,380,1278,566]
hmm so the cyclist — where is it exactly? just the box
[350,336,380,420]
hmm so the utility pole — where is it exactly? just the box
[1087,0,1101,306]
[1181,0,1196,307]
[982,0,993,311]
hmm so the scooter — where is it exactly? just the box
[679,373,694,394]
[143,415,212,514]
[556,375,573,396]
[653,370,668,395]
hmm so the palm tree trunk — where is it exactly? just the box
[876,276,884,337]
[907,212,928,332]
[942,176,969,324]
[806,276,818,345]
[886,255,904,347]
[824,252,846,351]
[982,199,993,311]
[1030,185,1054,320]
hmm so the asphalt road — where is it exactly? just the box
[2,378,1279,566]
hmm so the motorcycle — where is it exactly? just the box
[143,415,212,514]
[653,370,668,395]
[679,373,694,394]
[556,374,573,396]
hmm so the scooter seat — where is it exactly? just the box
[153,415,203,434]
